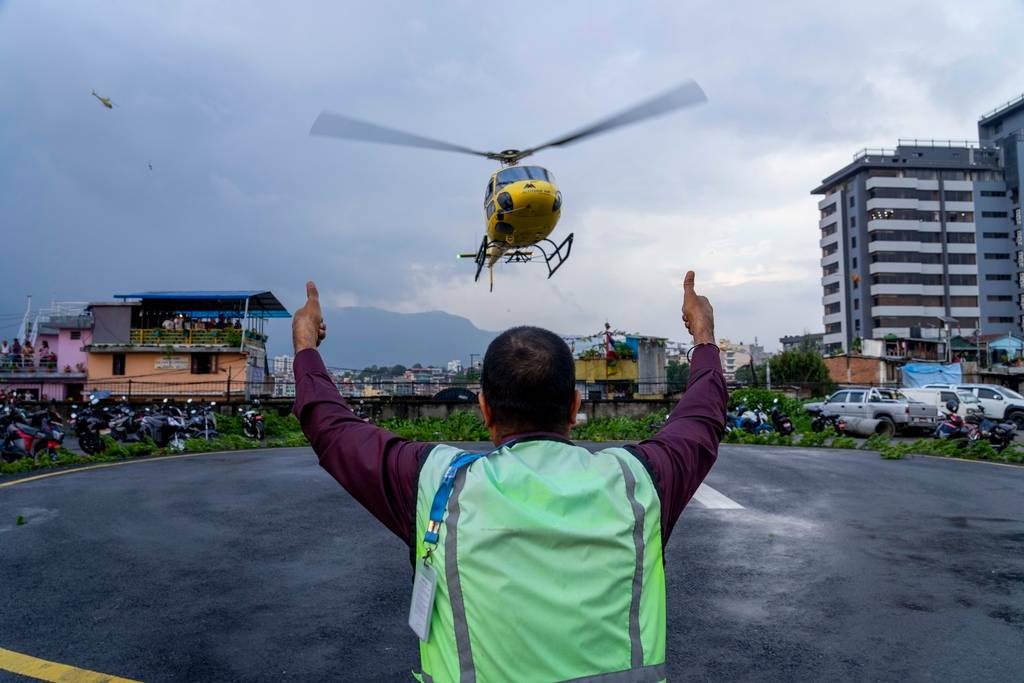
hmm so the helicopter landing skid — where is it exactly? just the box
[535,233,574,279]
[460,232,574,291]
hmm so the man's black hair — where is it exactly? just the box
[481,326,576,432]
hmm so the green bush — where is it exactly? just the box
[829,435,857,450]
[861,433,891,452]
[380,411,490,441]
[797,427,836,448]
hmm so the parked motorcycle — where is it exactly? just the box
[185,399,219,440]
[240,401,265,440]
[963,405,1017,452]
[811,413,847,433]
[770,399,794,435]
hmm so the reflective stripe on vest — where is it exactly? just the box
[414,440,666,683]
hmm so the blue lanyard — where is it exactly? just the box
[422,440,517,547]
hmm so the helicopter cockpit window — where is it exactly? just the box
[495,166,550,189]
[485,179,493,201]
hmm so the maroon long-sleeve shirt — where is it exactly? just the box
[293,345,726,547]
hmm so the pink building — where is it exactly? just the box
[0,303,92,401]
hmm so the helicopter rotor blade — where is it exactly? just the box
[310,111,493,158]
[517,79,707,161]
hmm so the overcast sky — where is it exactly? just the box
[2,1,1023,359]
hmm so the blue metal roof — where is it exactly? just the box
[113,290,290,317]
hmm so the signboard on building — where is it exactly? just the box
[155,357,188,370]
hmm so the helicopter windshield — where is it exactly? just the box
[496,166,551,189]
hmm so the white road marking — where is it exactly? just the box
[692,483,744,509]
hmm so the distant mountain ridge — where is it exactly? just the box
[318,306,498,369]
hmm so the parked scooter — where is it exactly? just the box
[934,400,970,443]
[1,402,64,463]
[769,399,794,435]
[728,403,774,435]
[240,400,265,440]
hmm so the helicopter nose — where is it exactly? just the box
[502,181,557,215]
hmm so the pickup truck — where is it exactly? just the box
[922,383,1024,428]
[803,387,936,433]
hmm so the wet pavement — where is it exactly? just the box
[1,444,1022,681]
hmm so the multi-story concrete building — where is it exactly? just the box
[813,94,1024,355]
[272,355,294,377]
[978,95,1024,325]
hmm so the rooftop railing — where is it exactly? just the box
[979,92,1024,121]
[126,328,266,346]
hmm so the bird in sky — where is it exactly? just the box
[91,90,114,109]
[147,162,153,171]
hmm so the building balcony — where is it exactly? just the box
[868,241,942,253]
[868,262,944,275]
[86,328,266,352]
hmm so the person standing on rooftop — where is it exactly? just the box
[292,271,726,682]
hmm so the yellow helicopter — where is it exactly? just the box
[310,80,706,290]
[91,90,114,109]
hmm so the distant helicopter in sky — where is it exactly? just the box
[310,80,706,291]
[91,90,114,109]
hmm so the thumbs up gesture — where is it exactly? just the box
[682,271,715,345]
[293,281,327,353]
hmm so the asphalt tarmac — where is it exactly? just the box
[1,444,1022,681]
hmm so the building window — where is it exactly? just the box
[983,232,1009,239]
[987,273,1012,281]
[984,252,1010,260]
[851,257,858,268]
[191,354,216,374]
[70,330,82,340]
[851,236,857,248]
[820,203,837,218]
[821,223,837,237]
[823,262,839,276]
[946,232,975,244]
[854,299,860,310]
[824,282,840,295]
[112,353,126,376]
[989,316,1014,324]
[825,302,841,314]
[988,295,1013,302]
[943,191,972,202]
[946,253,976,265]
[945,211,974,223]
[982,211,1009,218]
[825,322,841,334]
[854,319,861,331]
[849,195,855,207]
[849,216,856,228]
[949,296,978,307]
[853,279,859,290]
[823,243,838,257]
[948,274,978,286]
[980,190,1006,197]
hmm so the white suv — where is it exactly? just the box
[922,383,1024,427]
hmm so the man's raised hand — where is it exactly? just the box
[292,281,327,354]
[682,270,715,346]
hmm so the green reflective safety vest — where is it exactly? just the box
[413,439,667,683]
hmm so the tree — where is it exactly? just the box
[768,349,834,395]
[666,360,690,392]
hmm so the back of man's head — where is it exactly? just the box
[481,326,576,433]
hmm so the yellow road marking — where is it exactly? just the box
[0,449,247,490]
[0,647,140,682]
